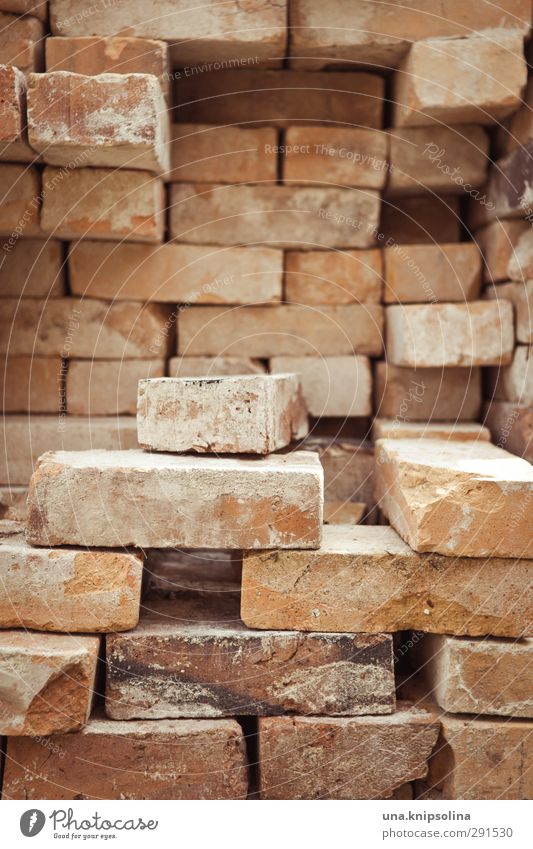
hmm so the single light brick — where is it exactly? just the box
[0,298,173,358]
[168,124,277,183]
[394,34,527,127]
[476,219,529,284]
[174,70,384,129]
[384,242,482,303]
[375,438,533,558]
[0,357,62,413]
[27,449,324,549]
[170,184,380,249]
[385,302,514,367]
[373,420,490,441]
[169,357,266,377]
[0,631,99,736]
[507,228,533,280]
[380,194,460,244]
[106,595,395,719]
[300,435,376,507]
[0,12,44,74]
[0,526,143,632]
[68,241,283,304]
[178,305,384,357]
[241,524,533,636]
[285,249,382,304]
[270,356,372,417]
[375,362,481,421]
[484,401,533,462]
[324,500,366,525]
[0,414,138,485]
[487,345,533,404]
[144,548,242,598]
[0,164,41,237]
[282,127,388,188]
[258,705,439,799]
[477,140,533,223]
[137,374,308,454]
[486,280,533,344]
[0,238,65,297]
[0,64,35,163]
[3,716,248,799]
[28,71,170,172]
[496,74,533,157]
[41,166,164,243]
[1,1,47,18]
[67,359,165,416]
[0,486,27,521]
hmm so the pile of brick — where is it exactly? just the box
[0,0,532,801]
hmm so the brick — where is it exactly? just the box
[27,449,323,549]
[478,140,533,222]
[393,34,527,127]
[475,219,528,284]
[385,302,514,367]
[178,305,384,357]
[484,401,533,462]
[0,298,173,358]
[0,12,44,74]
[1,1,47,18]
[28,71,170,173]
[375,437,533,558]
[0,487,27,521]
[270,356,372,417]
[169,357,266,377]
[174,70,384,129]
[375,362,481,421]
[0,64,35,163]
[283,127,388,188]
[67,359,165,416]
[145,548,242,598]
[388,126,489,195]
[241,525,533,637]
[487,345,533,404]
[50,0,286,68]
[0,356,62,413]
[3,716,248,799]
[380,194,460,244]
[300,436,376,508]
[0,631,99,735]
[168,124,277,183]
[384,242,481,303]
[373,420,490,441]
[496,75,533,157]
[0,164,41,237]
[170,184,380,249]
[289,0,532,70]
[138,374,308,454]
[324,500,366,525]
[106,595,395,719]
[0,238,65,297]
[258,705,439,799]
[285,249,382,305]
[486,280,533,344]
[41,166,164,243]
[68,241,283,304]
[0,526,143,632]
[507,227,533,280]
[0,414,138,485]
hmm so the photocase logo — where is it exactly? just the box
[20,809,46,837]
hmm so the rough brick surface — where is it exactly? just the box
[27,449,323,549]
[487,280,533,344]
[285,249,382,304]
[0,238,65,297]
[0,64,35,163]
[144,548,242,598]
[0,487,27,522]
[67,359,165,416]
[476,219,529,284]
[487,345,533,405]
[0,631,99,735]
[0,356,62,413]
[137,374,308,454]
[324,500,366,525]
[270,356,372,417]
[380,195,460,244]
[484,401,533,462]
[477,140,533,222]
[3,716,249,799]
[282,127,388,188]
[2,1,47,18]
[168,124,277,183]
[507,228,533,280]
[373,420,490,441]
[0,164,41,237]
[106,596,395,719]
[0,13,44,75]
[300,436,376,508]
[383,243,482,303]
[169,357,266,377]
[375,438,533,558]
[374,362,481,421]
[241,524,533,637]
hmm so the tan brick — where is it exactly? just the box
[174,70,384,129]
[484,401,533,462]
[375,362,481,421]
[27,449,324,549]
[285,249,382,305]
[4,716,249,799]
[41,166,164,243]
[300,436,375,507]
[380,194,460,244]
[0,526,143,632]
[0,486,27,521]
[384,242,481,303]
[476,140,533,223]
[67,359,165,416]
[0,356,62,413]
[0,164,41,237]
[373,420,490,441]
[486,280,533,344]
[386,302,514,367]
[0,238,65,297]
[28,71,170,172]
[270,356,372,417]
[487,345,533,404]
[283,127,388,188]
[394,34,527,127]
[137,374,308,454]
[168,123,277,183]
[68,240,283,304]
[144,548,241,598]
[1,1,47,18]
[170,184,380,249]
[324,500,366,525]
[0,64,35,163]
[475,219,528,283]
[169,356,266,377]
[507,227,533,280]
[241,524,533,637]
[496,75,533,157]
[0,414,138,485]
[0,12,44,75]
[375,438,533,558]
[0,631,99,735]
[178,305,384,357]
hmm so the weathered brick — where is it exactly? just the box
[484,401,533,462]
[285,249,382,304]
[0,164,41,237]
[375,438,533,558]
[27,449,323,549]
[3,716,248,799]
[0,12,44,74]
[324,500,366,525]
[0,64,35,163]
[0,356,62,413]
[380,194,460,244]
[496,75,533,157]
[475,219,528,283]
[169,356,266,377]
[0,238,65,297]
[106,595,395,719]
[507,227,533,280]
[283,127,388,188]
[41,166,164,242]
[144,548,242,598]
[486,280,533,344]
[375,362,481,421]
[487,345,533,404]
[68,240,283,304]
[137,374,308,454]
[1,1,47,18]
[241,525,533,637]
[0,631,99,735]
[168,124,277,183]
[0,487,27,521]
[385,302,514,366]
[383,242,481,303]
[67,359,165,416]
[169,183,380,249]
[475,141,533,223]
[373,420,490,441]
[300,436,376,508]
[270,356,372,417]
[0,526,143,632]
